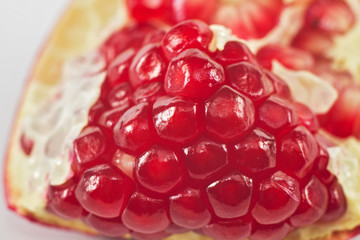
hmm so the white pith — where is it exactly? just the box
[7,0,360,239]
[18,51,106,209]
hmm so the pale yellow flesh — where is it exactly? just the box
[5,0,360,239]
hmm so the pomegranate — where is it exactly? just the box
[5,1,360,240]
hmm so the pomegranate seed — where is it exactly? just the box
[207,172,253,219]
[305,0,355,35]
[226,62,274,102]
[169,188,211,229]
[205,86,255,142]
[167,0,217,23]
[202,218,252,240]
[289,177,328,227]
[75,164,134,218]
[153,96,201,143]
[114,102,157,154]
[292,28,333,56]
[98,106,132,130]
[252,171,300,225]
[257,96,298,134]
[165,48,225,100]
[215,41,256,66]
[102,23,159,62]
[122,192,170,233]
[129,44,167,88]
[161,20,213,60]
[183,138,228,181]
[315,145,330,171]
[88,101,106,124]
[320,180,347,222]
[233,128,276,175]
[126,0,167,22]
[278,126,319,179]
[73,126,106,171]
[294,102,319,132]
[256,45,315,70]
[134,82,165,103]
[317,169,336,185]
[264,70,292,100]
[144,30,166,45]
[106,82,133,108]
[20,133,34,156]
[319,86,360,138]
[135,145,184,194]
[212,0,283,39]
[84,214,129,237]
[250,222,291,240]
[107,49,135,87]
[47,179,84,219]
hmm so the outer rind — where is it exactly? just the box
[3,0,360,240]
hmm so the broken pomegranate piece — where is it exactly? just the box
[6,1,360,240]
[31,19,348,240]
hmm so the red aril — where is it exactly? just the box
[169,188,211,229]
[83,214,129,237]
[289,176,328,227]
[214,41,257,66]
[256,45,315,70]
[106,82,133,108]
[202,218,252,240]
[129,44,167,88]
[211,0,283,39]
[226,62,274,102]
[75,164,134,218]
[73,126,106,172]
[183,138,228,181]
[47,179,84,219]
[292,28,333,56]
[277,126,319,179]
[320,180,347,222]
[107,49,135,87]
[305,0,355,35]
[113,102,157,154]
[250,222,291,240]
[126,0,167,22]
[205,86,255,142]
[102,23,159,62]
[252,171,300,225]
[206,172,253,219]
[319,85,360,138]
[233,128,276,175]
[133,82,165,103]
[122,191,170,233]
[153,96,201,143]
[161,20,213,60]
[135,145,184,194]
[257,96,298,134]
[20,133,34,156]
[167,0,217,23]
[165,48,225,100]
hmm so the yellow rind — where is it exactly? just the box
[5,0,360,240]
[330,0,360,83]
[5,0,127,235]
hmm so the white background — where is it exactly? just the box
[0,1,359,240]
